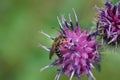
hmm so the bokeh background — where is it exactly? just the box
[0,0,120,80]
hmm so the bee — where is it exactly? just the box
[49,34,67,59]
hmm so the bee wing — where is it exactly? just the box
[49,44,55,59]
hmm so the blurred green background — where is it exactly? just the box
[0,0,120,80]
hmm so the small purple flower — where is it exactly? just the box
[40,9,100,80]
[97,1,120,45]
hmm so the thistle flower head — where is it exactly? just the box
[97,1,120,45]
[40,9,100,80]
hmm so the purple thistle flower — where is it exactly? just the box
[40,9,100,80]
[97,1,120,45]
